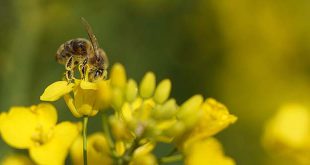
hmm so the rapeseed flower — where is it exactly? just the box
[70,132,113,165]
[262,104,310,164]
[0,103,81,165]
[175,98,237,149]
[40,79,111,117]
[13,61,237,165]
[184,138,235,165]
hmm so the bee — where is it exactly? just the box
[55,17,109,82]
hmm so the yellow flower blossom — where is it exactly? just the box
[176,98,237,149]
[262,104,310,164]
[70,132,113,165]
[184,138,235,165]
[1,154,35,165]
[0,103,81,165]
[40,79,111,117]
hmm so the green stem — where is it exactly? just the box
[83,116,88,165]
[159,154,183,164]
[102,113,114,149]
[122,138,140,164]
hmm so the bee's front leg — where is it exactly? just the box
[65,56,75,83]
[79,58,88,80]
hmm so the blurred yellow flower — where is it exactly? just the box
[0,103,81,165]
[40,79,111,117]
[1,154,35,165]
[129,142,157,165]
[262,104,310,164]
[70,132,113,165]
[184,138,235,165]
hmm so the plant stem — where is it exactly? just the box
[102,113,114,149]
[159,154,183,164]
[83,116,89,165]
[122,138,140,164]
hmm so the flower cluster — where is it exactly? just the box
[0,63,237,165]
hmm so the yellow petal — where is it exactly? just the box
[180,98,237,149]
[80,80,98,90]
[34,103,58,133]
[184,138,235,165]
[40,81,74,101]
[29,122,81,165]
[1,107,38,149]
[64,94,83,118]
[74,86,98,116]
[70,133,113,165]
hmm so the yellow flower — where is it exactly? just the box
[40,79,111,117]
[184,138,235,165]
[1,154,35,165]
[176,98,237,149]
[0,103,81,165]
[70,132,113,165]
[262,104,310,164]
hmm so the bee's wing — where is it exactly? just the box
[81,17,100,56]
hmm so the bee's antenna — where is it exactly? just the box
[81,17,100,56]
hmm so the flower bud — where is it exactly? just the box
[177,95,203,119]
[165,121,186,138]
[139,72,156,99]
[125,79,138,103]
[97,80,112,109]
[154,79,171,104]
[110,63,127,89]
[153,99,178,120]
[111,88,124,110]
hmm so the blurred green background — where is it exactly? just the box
[1,0,310,164]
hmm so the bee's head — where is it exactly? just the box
[88,68,106,82]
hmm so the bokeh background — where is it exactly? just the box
[1,0,310,164]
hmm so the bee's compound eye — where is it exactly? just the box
[94,69,103,79]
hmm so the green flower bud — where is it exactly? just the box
[154,79,171,104]
[153,99,178,120]
[139,72,156,99]
[126,79,138,103]
[177,95,203,119]
[165,121,186,138]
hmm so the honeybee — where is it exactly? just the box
[55,17,109,82]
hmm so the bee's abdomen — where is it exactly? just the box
[55,38,93,65]
[55,44,71,64]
